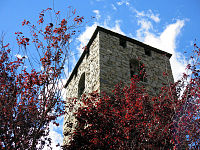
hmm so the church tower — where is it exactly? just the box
[63,26,174,146]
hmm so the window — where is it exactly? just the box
[130,59,139,77]
[78,73,85,98]
[119,38,126,48]
[145,49,151,56]
[130,59,147,82]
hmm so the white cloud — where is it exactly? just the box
[117,0,130,6]
[48,130,63,149]
[77,23,98,54]
[150,13,160,23]
[135,19,186,81]
[43,119,64,150]
[135,9,160,23]
[106,20,125,35]
[93,10,101,21]
[15,54,28,59]
[15,54,23,59]
[111,4,117,10]
[103,15,111,26]
[144,20,184,54]
[136,19,153,39]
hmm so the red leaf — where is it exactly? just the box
[22,19,26,26]
[56,11,60,15]
[3,43,9,48]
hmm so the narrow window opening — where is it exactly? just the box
[145,49,151,56]
[130,59,139,77]
[130,59,147,82]
[78,73,85,98]
[120,38,126,48]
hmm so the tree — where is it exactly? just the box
[0,7,84,149]
[67,44,200,149]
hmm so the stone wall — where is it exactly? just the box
[63,33,100,145]
[99,30,174,96]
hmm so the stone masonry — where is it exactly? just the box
[63,26,174,146]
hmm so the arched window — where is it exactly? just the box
[78,73,85,98]
[130,59,147,82]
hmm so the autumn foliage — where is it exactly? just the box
[0,5,199,150]
[66,44,200,149]
[0,7,84,149]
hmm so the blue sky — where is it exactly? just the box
[1,0,200,149]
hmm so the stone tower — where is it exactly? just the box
[63,26,174,146]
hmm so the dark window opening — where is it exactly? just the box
[130,59,147,82]
[130,59,139,77]
[120,38,126,48]
[145,49,151,56]
[78,73,85,98]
